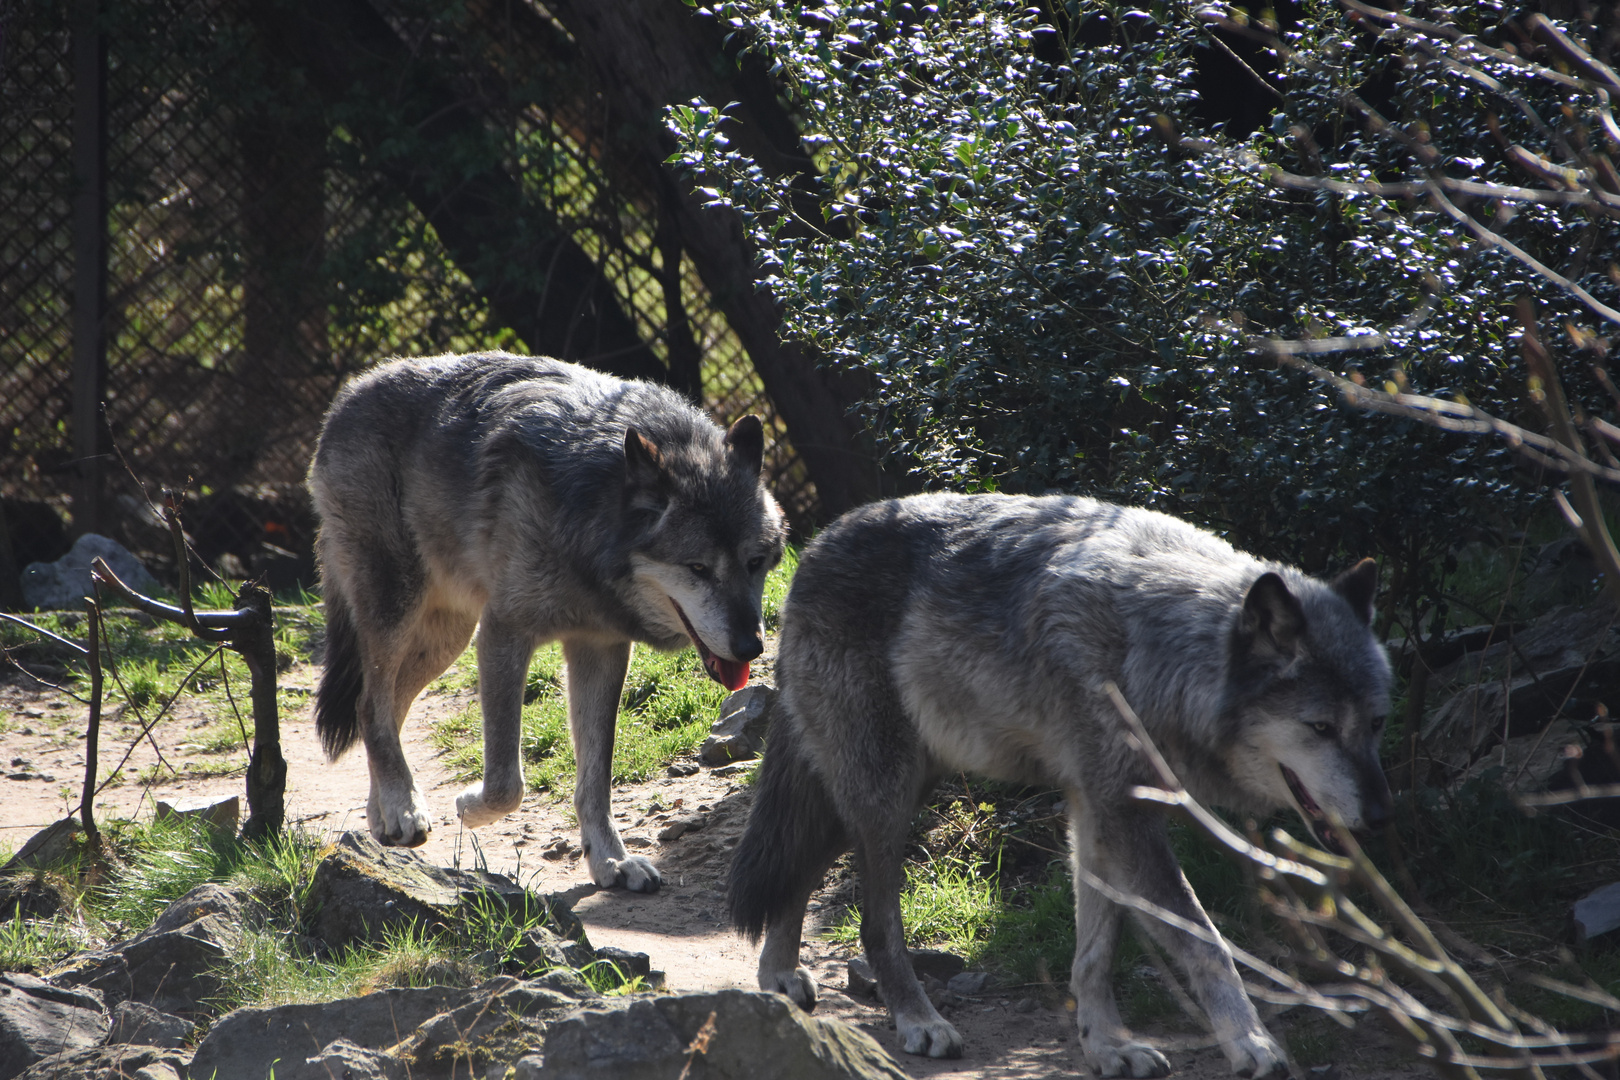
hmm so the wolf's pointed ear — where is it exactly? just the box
[624,427,665,493]
[1331,558,1378,625]
[725,415,764,476]
[1238,572,1306,661]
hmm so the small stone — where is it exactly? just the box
[1573,882,1620,942]
[656,814,707,842]
[711,761,754,777]
[908,948,965,982]
[947,971,992,995]
[847,957,878,997]
[667,761,699,778]
[595,946,653,980]
[1014,996,1038,1013]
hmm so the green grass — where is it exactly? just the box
[430,554,799,795]
[433,643,725,795]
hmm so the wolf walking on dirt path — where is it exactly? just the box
[731,493,1390,1077]
[309,352,785,892]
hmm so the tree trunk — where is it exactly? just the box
[546,0,892,516]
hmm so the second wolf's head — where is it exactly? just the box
[622,415,786,690]
[1219,558,1393,852]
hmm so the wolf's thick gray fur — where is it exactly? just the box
[731,493,1390,1077]
[310,352,785,891]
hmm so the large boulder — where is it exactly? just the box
[536,989,910,1080]
[0,972,108,1080]
[307,832,583,950]
[20,533,162,612]
[49,883,244,1019]
[188,975,592,1080]
[12,1044,188,1080]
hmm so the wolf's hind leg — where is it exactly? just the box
[556,638,660,891]
[731,716,848,1011]
[455,618,537,831]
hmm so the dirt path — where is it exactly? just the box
[0,663,1419,1079]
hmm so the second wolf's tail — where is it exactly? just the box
[729,702,849,941]
[315,589,363,759]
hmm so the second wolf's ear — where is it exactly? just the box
[1238,572,1305,661]
[623,427,667,502]
[1331,557,1378,625]
[725,415,764,476]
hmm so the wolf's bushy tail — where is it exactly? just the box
[315,590,364,758]
[729,705,849,941]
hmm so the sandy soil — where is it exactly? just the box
[0,660,1422,1080]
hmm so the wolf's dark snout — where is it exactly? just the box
[732,628,765,662]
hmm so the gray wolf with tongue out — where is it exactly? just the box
[729,492,1390,1076]
[308,352,784,891]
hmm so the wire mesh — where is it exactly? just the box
[0,0,817,599]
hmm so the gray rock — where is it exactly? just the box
[106,1001,193,1048]
[280,1038,405,1080]
[510,926,596,976]
[187,985,474,1080]
[0,872,70,922]
[907,949,965,983]
[398,975,589,1076]
[153,794,239,837]
[21,534,162,612]
[1,818,80,874]
[656,815,707,842]
[307,831,582,950]
[11,1044,188,1080]
[699,685,776,765]
[189,976,590,1080]
[593,947,651,981]
[50,883,244,1018]
[0,972,108,1080]
[846,958,877,998]
[946,971,991,996]
[537,988,908,1079]
[1574,881,1620,942]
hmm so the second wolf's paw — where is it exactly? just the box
[454,782,522,829]
[1227,1032,1287,1079]
[896,1013,963,1058]
[604,854,662,893]
[370,788,433,847]
[1088,1042,1172,1079]
[764,966,817,1011]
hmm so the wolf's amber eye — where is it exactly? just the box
[1371,715,1386,733]
[688,563,710,577]
[1311,722,1335,738]
[747,555,766,573]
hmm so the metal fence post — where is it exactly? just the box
[71,0,106,538]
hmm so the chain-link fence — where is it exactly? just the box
[0,0,816,606]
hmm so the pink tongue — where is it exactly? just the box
[715,658,750,692]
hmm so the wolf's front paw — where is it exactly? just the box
[370,788,433,847]
[602,854,662,892]
[764,966,817,1011]
[1227,1031,1287,1079]
[1088,1042,1172,1079]
[896,1012,963,1058]
[454,782,522,828]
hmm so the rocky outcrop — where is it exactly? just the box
[536,989,909,1080]
[308,831,583,949]
[50,883,244,1019]
[0,973,108,1080]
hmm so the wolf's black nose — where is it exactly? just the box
[733,630,764,662]
[1363,793,1392,831]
